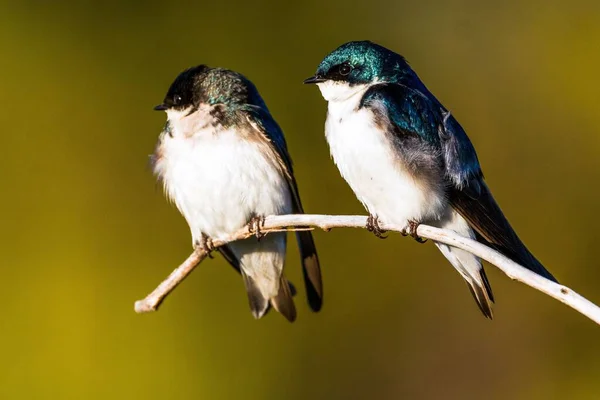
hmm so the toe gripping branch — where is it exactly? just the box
[197,233,216,258]
[366,214,388,239]
[247,215,267,241]
[401,220,427,243]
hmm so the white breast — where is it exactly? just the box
[153,108,292,243]
[320,83,445,228]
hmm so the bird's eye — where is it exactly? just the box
[173,95,182,104]
[339,63,352,76]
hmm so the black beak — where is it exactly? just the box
[153,104,168,111]
[303,75,325,84]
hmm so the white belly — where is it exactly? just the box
[324,95,445,228]
[154,127,292,243]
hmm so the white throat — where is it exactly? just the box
[316,81,370,102]
[166,105,214,138]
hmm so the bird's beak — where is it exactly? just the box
[303,75,325,84]
[154,104,168,111]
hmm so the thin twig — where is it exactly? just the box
[134,214,600,326]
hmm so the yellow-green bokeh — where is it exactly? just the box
[2,1,600,399]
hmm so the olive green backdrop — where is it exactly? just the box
[2,1,600,399]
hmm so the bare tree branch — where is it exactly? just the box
[134,214,600,326]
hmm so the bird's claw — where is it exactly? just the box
[401,220,427,243]
[366,214,388,239]
[196,233,215,258]
[247,216,266,241]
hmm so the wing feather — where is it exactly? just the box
[361,83,557,282]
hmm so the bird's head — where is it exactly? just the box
[304,41,410,101]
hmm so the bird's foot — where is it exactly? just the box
[401,220,427,243]
[366,214,388,239]
[247,215,266,241]
[196,233,216,258]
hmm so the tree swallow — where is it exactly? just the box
[153,65,323,322]
[304,41,556,318]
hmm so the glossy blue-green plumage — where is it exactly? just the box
[316,41,414,86]
[311,41,557,284]
[318,41,482,188]
[362,84,481,187]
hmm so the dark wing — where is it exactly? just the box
[449,181,557,282]
[243,107,323,311]
[438,107,557,282]
[362,83,556,282]
[360,83,481,185]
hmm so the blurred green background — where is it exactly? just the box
[2,1,600,399]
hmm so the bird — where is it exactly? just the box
[304,41,556,318]
[152,65,322,322]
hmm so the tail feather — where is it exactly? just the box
[465,269,494,319]
[436,242,494,319]
[434,210,494,319]
[296,231,323,312]
[270,275,297,322]
[218,245,297,298]
[240,270,270,320]
[465,282,493,319]
[479,266,495,303]
[226,235,297,322]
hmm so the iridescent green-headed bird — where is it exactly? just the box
[154,66,322,321]
[305,41,556,318]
